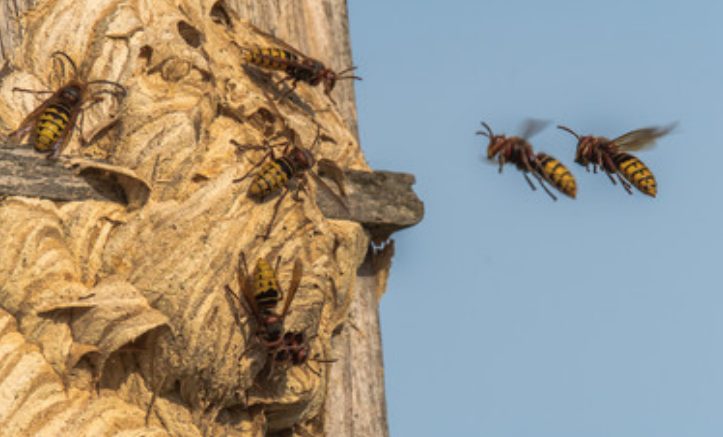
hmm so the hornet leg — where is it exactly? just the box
[262,189,290,240]
[602,154,620,186]
[276,78,299,102]
[231,142,276,183]
[12,87,53,96]
[531,173,558,201]
[616,173,633,194]
[605,171,617,185]
[521,154,538,191]
[522,172,537,191]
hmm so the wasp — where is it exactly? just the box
[477,120,577,200]
[556,124,675,197]
[7,51,126,159]
[226,252,303,351]
[240,44,361,105]
[232,126,348,239]
[225,253,334,376]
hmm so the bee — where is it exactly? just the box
[226,252,303,350]
[556,124,675,197]
[232,127,348,239]
[240,44,361,105]
[7,51,126,159]
[477,120,577,200]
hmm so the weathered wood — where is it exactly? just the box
[0,147,150,208]
[0,0,37,63]
[317,170,424,238]
[223,3,400,436]
[0,147,421,229]
[226,0,359,137]
[323,252,390,437]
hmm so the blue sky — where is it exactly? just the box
[348,1,723,436]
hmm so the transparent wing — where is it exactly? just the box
[224,285,248,328]
[312,172,349,213]
[316,158,347,197]
[520,118,550,140]
[237,252,261,319]
[611,123,676,151]
[280,259,303,318]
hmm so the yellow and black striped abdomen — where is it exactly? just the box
[253,258,282,311]
[243,47,299,72]
[613,152,657,197]
[32,104,71,152]
[537,153,577,198]
[248,157,293,199]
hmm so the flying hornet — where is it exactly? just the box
[556,123,675,197]
[238,42,361,105]
[477,120,577,200]
[232,126,348,239]
[7,51,126,159]
[226,252,303,351]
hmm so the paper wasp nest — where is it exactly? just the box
[0,0,369,435]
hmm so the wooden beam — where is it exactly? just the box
[0,147,422,231]
[0,147,150,208]
[316,170,424,238]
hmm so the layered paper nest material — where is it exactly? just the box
[0,0,369,435]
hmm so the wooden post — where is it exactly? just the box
[221,4,406,435]
[0,0,37,63]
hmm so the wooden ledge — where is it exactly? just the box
[316,169,424,238]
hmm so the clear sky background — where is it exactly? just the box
[347,1,723,436]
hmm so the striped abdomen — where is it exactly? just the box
[248,157,293,198]
[243,47,299,72]
[613,152,657,197]
[32,103,72,153]
[536,153,577,198]
[253,258,282,311]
